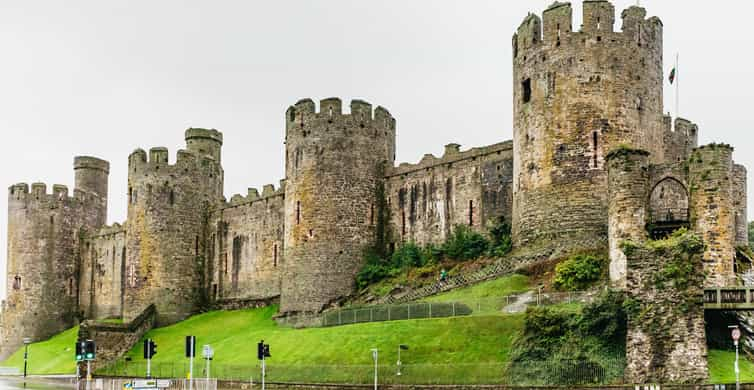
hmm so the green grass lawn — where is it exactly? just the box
[1,326,79,375]
[708,349,754,383]
[422,274,530,315]
[1,306,523,384]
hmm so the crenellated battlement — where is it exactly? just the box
[224,180,285,209]
[8,182,102,205]
[285,98,396,136]
[386,141,512,177]
[513,1,661,60]
[128,147,220,174]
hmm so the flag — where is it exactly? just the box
[669,67,676,84]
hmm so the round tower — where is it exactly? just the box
[185,128,223,163]
[512,1,665,251]
[74,156,110,227]
[689,144,736,286]
[123,129,224,325]
[0,183,81,360]
[606,148,649,289]
[280,98,396,315]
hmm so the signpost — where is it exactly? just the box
[371,348,378,390]
[257,340,271,390]
[396,344,408,376]
[203,344,214,382]
[729,325,741,390]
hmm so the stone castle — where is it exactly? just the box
[0,1,749,381]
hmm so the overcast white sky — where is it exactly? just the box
[0,1,751,301]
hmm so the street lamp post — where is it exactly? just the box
[729,325,741,390]
[22,337,31,388]
[397,344,408,376]
[370,348,378,390]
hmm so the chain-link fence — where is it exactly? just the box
[277,290,599,328]
[98,359,624,385]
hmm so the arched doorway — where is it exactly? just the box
[648,177,690,239]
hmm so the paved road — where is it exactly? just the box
[0,378,71,389]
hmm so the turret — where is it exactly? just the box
[511,1,665,251]
[606,148,650,288]
[74,156,110,227]
[689,144,736,286]
[185,128,223,163]
[280,98,396,315]
[123,131,224,325]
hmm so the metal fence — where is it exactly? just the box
[99,360,625,386]
[277,290,599,328]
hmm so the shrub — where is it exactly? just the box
[355,250,392,289]
[487,217,513,257]
[552,254,605,291]
[390,242,424,268]
[443,225,489,260]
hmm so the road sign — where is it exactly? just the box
[202,345,214,359]
[732,327,741,341]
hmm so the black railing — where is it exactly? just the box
[650,208,689,224]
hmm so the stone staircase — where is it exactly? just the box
[377,251,553,305]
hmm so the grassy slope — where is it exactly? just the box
[708,350,754,383]
[424,274,530,303]
[1,326,79,374]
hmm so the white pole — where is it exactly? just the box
[371,349,378,390]
[206,358,210,383]
[86,360,91,390]
[147,356,151,379]
[261,356,266,390]
[189,337,194,390]
[675,53,680,120]
[736,340,740,390]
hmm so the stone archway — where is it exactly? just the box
[648,177,689,238]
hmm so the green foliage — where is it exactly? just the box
[487,217,513,257]
[507,291,628,384]
[356,218,513,289]
[442,225,489,260]
[552,254,606,291]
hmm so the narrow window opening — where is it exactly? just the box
[212,284,218,300]
[468,200,474,226]
[224,253,228,275]
[169,190,175,205]
[592,132,599,168]
[369,204,375,226]
[522,78,532,103]
[13,275,21,290]
[50,215,54,225]
[195,236,199,256]
[309,229,314,238]
[296,201,301,224]
[557,23,561,37]
[128,264,136,287]
[597,17,601,30]
[128,187,133,203]
[401,211,406,236]
[273,243,278,267]
[67,277,74,296]
[597,36,602,42]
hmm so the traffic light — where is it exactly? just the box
[143,339,157,359]
[75,341,86,362]
[84,340,96,360]
[185,336,196,358]
[257,340,270,360]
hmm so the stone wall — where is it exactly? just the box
[663,117,698,164]
[733,163,748,247]
[281,98,395,315]
[512,2,664,252]
[606,148,649,288]
[209,185,284,303]
[79,224,126,320]
[124,129,224,325]
[624,232,708,383]
[0,156,109,361]
[384,141,513,246]
[689,144,736,286]
[77,304,156,374]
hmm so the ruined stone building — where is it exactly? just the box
[0,1,748,374]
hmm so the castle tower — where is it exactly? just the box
[123,129,223,325]
[0,157,110,360]
[733,164,748,247]
[689,144,736,286]
[74,156,110,227]
[606,148,649,288]
[512,1,665,250]
[280,98,396,314]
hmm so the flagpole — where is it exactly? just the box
[675,53,680,120]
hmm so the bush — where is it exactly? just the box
[487,217,513,257]
[355,250,392,290]
[552,254,605,291]
[443,225,489,260]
